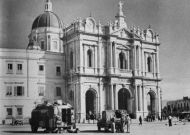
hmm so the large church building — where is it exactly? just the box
[0,0,161,123]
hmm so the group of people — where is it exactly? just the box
[125,114,132,133]
[146,115,156,122]
[112,112,132,133]
[87,111,95,123]
[139,114,173,127]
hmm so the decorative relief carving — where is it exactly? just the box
[111,78,130,84]
[4,82,24,84]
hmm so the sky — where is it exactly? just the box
[0,0,190,100]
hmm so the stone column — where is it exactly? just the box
[106,86,110,109]
[127,51,130,70]
[79,40,83,73]
[75,40,77,72]
[142,86,147,116]
[114,45,117,69]
[134,45,137,74]
[156,87,161,116]
[80,84,86,123]
[115,85,118,110]
[141,47,144,76]
[141,86,144,114]
[156,47,160,77]
[83,44,86,72]
[113,84,115,110]
[94,46,97,74]
[77,82,81,123]
[136,46,139,71]
[139,86,143,111]
[138,46,141,75]
[144,54,147,74]
[110,42,112,68]
[135,85,139,112]
[46,35,49,50]
[110,84,114,110]
[97,42,101,73]
[99,83,103,114]
[114,43,116,68]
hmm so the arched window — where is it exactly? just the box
[119,52,126,69]
[87,49,93,67]
[70,51,73,69]
[147,56,152,72]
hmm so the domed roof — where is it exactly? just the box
[32,11,63,30]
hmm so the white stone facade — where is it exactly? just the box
[63,1,161,122]
[0,49,65,123]
[0,0,162,123]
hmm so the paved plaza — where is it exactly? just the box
[0,120,190,135]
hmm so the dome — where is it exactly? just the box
[32,11,63,30]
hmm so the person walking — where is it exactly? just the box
[168,115,172,127]
[125,114,131,133]
[139,116,142,125]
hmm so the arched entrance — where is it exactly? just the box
[85,89,97,119]
[118,88,131,112]
[147,91,156,115]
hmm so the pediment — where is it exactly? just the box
[111,28,132,39]
[117,43,131,50]
[133,33,141,39]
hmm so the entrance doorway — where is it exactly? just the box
[147,91,156,115]
[118,88,131,112]
[85,89,97,119]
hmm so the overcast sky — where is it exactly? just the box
[0,0,190,100]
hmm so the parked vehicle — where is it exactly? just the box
[179,111,190,122]
[97,110,127,133]
[29,102,76,133]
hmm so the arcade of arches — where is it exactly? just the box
[84,86,160,120]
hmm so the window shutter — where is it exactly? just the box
[55,87,57,97]
[22,87,24,96]
[6,86,9,95]
[14,87,17,96]
[10,86,12,95]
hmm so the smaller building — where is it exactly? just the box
[166,97,190,115]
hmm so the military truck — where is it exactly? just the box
[29,102,75,133]
[97,110,127,133]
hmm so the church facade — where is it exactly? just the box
[0,0,161,123]
[63,1,162,122]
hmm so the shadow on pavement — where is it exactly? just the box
[3,131,45,134]
[80,130,112,133]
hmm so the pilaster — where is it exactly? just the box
[156,47,160,78]
[79,39,83,73]
[138,46,142,75]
